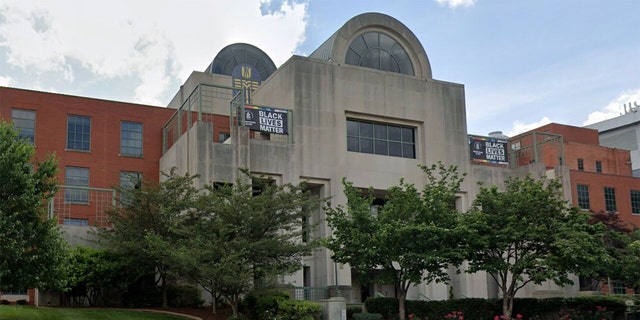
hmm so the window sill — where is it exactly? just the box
[64,201,89,206]
[119,154,144,158]
[65,149,91,153]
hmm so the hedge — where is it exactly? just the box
[364,296,628,320]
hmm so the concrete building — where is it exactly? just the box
[3,12,620,305]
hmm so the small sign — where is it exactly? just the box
[244,105,289,135]
[469,135,509,165]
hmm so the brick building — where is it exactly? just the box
[510,122,640,227]
[0,87,174,227]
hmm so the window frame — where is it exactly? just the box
[576,184,590,210]
[64,167,90,204]
[119,171,142,206]
[11,108,36,144]
[631,190,640,215]
[347,118,416,159]
[595,161,602,173]
[345,31,415,76]
[604,186,617,212]
[120,121,143,157]
[63,218,89,226]
[67,115,91,151]
[577,158,584,171]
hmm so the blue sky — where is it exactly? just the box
[0,0,638,137]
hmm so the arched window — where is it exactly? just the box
[345,32,414,76]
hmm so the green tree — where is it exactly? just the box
[186,172,324,316]
[66,246,135,306]
[622,230,640,291]
[462,176,608,319]
[97,168,199,308]
[587,210,640,292]
[326,163,466,320]
[0,120,67,292]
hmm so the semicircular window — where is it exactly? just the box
[345,32,414,76]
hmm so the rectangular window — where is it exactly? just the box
[347,119,415,159]
[120,121,143,156]
[65,167,89,204]
[2,290,28,295]
[67,115,91,151]
[11,109,36,144]
[218,132,231,143]
[577,158,584,171]
[63,218,88,226]
[604,187,617,212]
[119,171,142,205]
[613,280,626,294]
[577,184,590,210]
[631,190,640,214]
[596,161,602,173]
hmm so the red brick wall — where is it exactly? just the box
[571,170,640,227]
[0,87,175,226]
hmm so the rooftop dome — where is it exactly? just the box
[309,12,432,79]
[206,43,277,82]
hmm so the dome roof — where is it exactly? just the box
[206,43,277,82]
[309,12,432,79]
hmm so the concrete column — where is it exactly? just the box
[318,297,346,320]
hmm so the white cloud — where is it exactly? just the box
[506,116,552,137]
[0,75,14,86]
[0,0,309,105]
[583,88,640,126]
[434,0,476,9]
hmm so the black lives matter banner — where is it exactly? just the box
[469,135,509,165]
[244,105,289,135]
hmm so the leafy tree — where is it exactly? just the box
[0,120,67,292]
[97,168,199,308]
[186,172,324,316]
[587,210,640,291]
[65,246,135,306]
[462,176,608,319]
[326,163,467,320]
[622,230,640,291]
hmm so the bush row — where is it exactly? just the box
[363,296,628,319]
[242,289,322,320]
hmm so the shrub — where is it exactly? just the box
[353,313,383,320]
[278,299,322,320]
[364,297,398,319]
[347,305,364,320]
[363,296,628,320]
[121,286,161,307]
[167,283,204,307]
[0,299,10,305]
[16,299,28,305]
[243,289,291,320]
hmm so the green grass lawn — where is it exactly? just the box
[0,305,191,320]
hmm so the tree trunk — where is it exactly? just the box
[161,275,168,308]
[227,294,239,316]
[398,288,407,320]
[502,292,513,320]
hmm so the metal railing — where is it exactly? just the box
[162,84,236,153]
[287,286,357,303]
[49,185,117,227]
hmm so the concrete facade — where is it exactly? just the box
[586,109,640,177]
[4,11,627,305]
[159,13,580,302]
